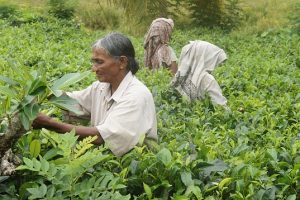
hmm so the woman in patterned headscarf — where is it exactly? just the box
[171,40,228,108]
[144,18,178,74]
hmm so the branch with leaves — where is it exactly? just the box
[0,69,90,174]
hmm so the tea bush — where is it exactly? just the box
[0,12,299,199]
[186,0,243,31]
[0,4,17,19]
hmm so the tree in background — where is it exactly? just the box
[52,0,242,34]
[188,0,223,28]
[109,0,243,32]
[0,4,17,19]
[48,0,75,20]
[187,0,243,30]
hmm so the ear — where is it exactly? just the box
[119,56,128,70]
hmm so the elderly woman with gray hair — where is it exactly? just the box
[144,18,178,74]
[32,33,158,156]
[171,40,229,108]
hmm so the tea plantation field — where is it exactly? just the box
[0,16,300,199]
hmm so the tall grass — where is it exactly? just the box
[0,0,46,13]
[75,1,123,30]
[0,0,298,36]
[234,0,299,35]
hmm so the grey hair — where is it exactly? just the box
[92,32,139,74]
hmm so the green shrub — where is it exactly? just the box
[187,0,243,31]
[0,5,47,27]
[188,0,223,28]
[0,4,17,19]
[221,0,243,30]
[8,13,48,27]
[289,3,300,35]
[1,10,300,199]
[48,0,75,20]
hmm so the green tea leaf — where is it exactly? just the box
[2,96,11,114]
[30,139,41,158]
[184,185,202,200]
[28,78,47,95]
[287,194,296,200]
[20,95,35,108]
[173,196,189,200]
[51,89,63,97]
[157,148,172,166]
[32,158,41,171]
[23,157,33,169]
[19,182,38,200]
[0,75,18,86]
[218,177,232,190]
[0,86,17,98]
[40,157,50,173]
[180,171,193,187]
[27,183,47,199]
[189,185,202,200]
[20,111,31,130]
[51,71,90,91]
[43,148,60,160]
[143,182,152,199]
[24,103,40,121]
[267,148,278,161]
[201,160,228,176]
[48,95,84,115]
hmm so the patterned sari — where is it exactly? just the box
[144,18,174,69]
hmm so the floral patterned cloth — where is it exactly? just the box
[144,18,174,69]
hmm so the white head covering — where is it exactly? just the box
[171,40,227,104]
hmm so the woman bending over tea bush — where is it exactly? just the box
[144,18,178,75]
[171,40,228,108]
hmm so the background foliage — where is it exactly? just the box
[0,0,300,199]
[1,0,299,34]
[47,0,75,20]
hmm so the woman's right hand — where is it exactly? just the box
[32,113,52,129]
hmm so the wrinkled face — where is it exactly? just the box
[91,48,121,83]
